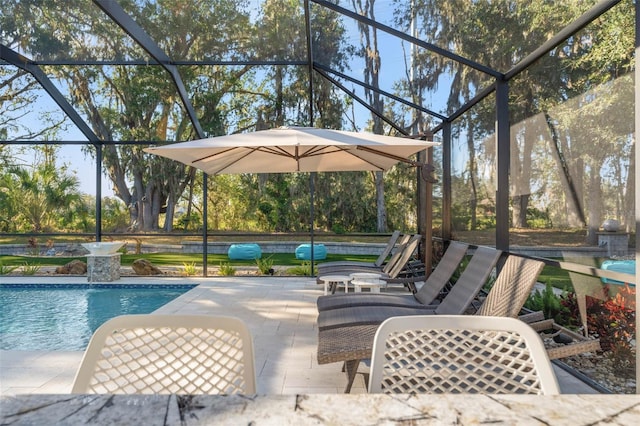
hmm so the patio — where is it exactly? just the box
[0,276,601,395]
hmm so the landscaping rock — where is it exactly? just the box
[55,259,87,275]
[132,259,162,275]
[63,244,89,256]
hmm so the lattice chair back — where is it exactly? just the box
[368,315,559,395]
[476,256,545,318]
[72,314,256,395]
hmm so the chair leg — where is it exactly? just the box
[343,359,361,393]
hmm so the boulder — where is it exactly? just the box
[55,259,87,275]
[132,258,162,275]
[63,243,89,256]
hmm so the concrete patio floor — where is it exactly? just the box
[0,276,600,395]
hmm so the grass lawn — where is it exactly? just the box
[0,252,378,269]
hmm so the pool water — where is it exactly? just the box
[0,284,197,351]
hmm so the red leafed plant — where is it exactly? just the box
[585,284,636,377]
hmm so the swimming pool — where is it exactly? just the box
[0,284,198,351]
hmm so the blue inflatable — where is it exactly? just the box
[601,260,635,286]
[295,244,327,260]
[228,244,262,260]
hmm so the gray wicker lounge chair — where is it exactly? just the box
[317,246,502,331]
[316,241,469,312]
[319,234,424,294]
[317,230,402,272]
[317,233,417,277]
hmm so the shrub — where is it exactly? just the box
[585,284,636,375]
[553,284,636,376]
[0,262,18,275]
[256,256,274,275]
[524,280,567,322]
[182,261,199,276]
[218,262,236,276]
[21,262,41,275]
[287,261,317,276]
[26,238,39,256]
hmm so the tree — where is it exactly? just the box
[2,0,259,231]
[1,145,85,232]
[351,0,389,233]
[395,0,634,237]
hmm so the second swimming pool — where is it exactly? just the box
[0,283,198,351]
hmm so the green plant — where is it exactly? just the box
[21,262,41,275]
[0,262,19,275]
[255,256,274,275]
[524,280,567,322]
[218,262,236,276]
[287,261,317,276]
[182,261,199,276]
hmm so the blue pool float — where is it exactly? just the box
[600,260,635,286]
[228,244,262,260]
[295,244,327,260]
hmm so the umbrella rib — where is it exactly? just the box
[193,147,239,164]
[193,146,262,174]
[322,146,396,171]
[194,145,298,174]
[355,145,420,166]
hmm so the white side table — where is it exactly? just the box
[349,272,384,293]
[351,279,385,293]
[318,275,352,295]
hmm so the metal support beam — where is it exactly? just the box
[0,45,106,242]
[634,0,639,395]
[304,0,316,275]
[311,0,502,78]
[441,121,452,242]
[315,68,408,135]
[495,80,510,252]
[203,174,208,277]
[96,145,103,242]
[0,45,99,142]
[93,0,204,139]
[505,0,622,81]
[314,63,447,121]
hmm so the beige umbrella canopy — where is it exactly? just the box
[144,126,437,174]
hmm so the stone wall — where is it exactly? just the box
[86,254,121,282]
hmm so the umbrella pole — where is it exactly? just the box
[310,172,315,277]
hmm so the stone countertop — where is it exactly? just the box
[2,394,639,425]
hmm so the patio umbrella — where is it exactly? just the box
[144,126,436,174]
[144,126,438,273]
